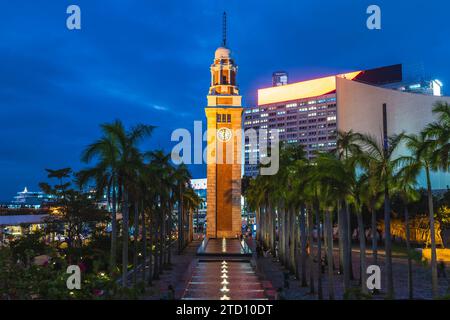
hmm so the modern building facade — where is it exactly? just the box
[243,64,445,178]
[337,77,450,190]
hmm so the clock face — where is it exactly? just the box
[217,127,232,142]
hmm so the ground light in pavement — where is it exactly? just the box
[220,260,230,298]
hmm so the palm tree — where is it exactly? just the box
[349,173,369,294]
[173,163,192,253]
[148,150,173,276]
[183,186,203,243]
[362,166,383,266]
[79,123,121,276]
[393,161,421,299]
[312,153,351,299]
[422,101,450,298]
[80,120,154,286]
[356,133,404,298]
[402,131,446,298]
[244,177,264,242]
[336,130,363,289]
[289,146,310,286]
[336,130,362,281]
[424,102,450,168]
[141,160,159,284]
[114,123,153,287]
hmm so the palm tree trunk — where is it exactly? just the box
[295,211,301,281]
[133,201,139,286]
[325,209,335,300]
[178,187,183,254]
[307,205,315,294]
[122,190,130,287]
[264,205,270,247]
[279,207,285,263]
[403,202,413,299]
[339,203,350,292]
[256,207,261,241]
[149,210,155,284]
[370,203,378,265]
[356,210,368,294]
[167,209,171,264]
[425,166,438,298]
[196,208,199,235]
[141,201,147,283]
[189,208,194,242]
[384,182,394,298]
[166,207,172,266]
[346,201,354,281]
[110,183,118,276]
[153,211,160,279]
[271,203,277,254]
[261,205,265,246]
[315,203,323,300]
[276,208,280,260]
[290,208,297,274]
[284,207,290,268]
[159,206,164,273]
[300,206,308,286]
[269,202,274,252]
[337,201,344,275]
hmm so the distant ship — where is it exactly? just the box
[11,187,54,207]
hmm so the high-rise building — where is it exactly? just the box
[272,71,288,86]
[243,64,447,181]
[204,14,243,238]
[190,178,207,232]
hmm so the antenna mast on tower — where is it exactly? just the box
[222,12,227,47]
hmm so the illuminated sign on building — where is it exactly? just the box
[258,71,362,105]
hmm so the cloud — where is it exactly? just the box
[152,105,169,111]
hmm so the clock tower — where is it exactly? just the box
[205,13,243,239]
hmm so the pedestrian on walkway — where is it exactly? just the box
[438,260,447,278]
[283,271,290,289]
[256,242,262,258]
[167,284,175,300]
[276,287,285,300]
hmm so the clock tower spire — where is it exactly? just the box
[205,13,243,239]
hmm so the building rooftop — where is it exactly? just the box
[258,71,362,105]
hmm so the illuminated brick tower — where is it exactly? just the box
[205,13,243,238]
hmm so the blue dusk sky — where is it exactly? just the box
[0,0,449,200]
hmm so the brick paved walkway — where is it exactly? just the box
[141,240,201,300]
[247,238,450,300]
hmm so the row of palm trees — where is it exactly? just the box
[245,101,449,299]
[78,120,202,287]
